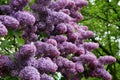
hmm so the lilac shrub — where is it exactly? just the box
[0,0,116,80]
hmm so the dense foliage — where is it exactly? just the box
[0,0,118,80]
[81,0,120,80]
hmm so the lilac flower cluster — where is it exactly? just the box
[0,0,116,80]
[0,0,37,43]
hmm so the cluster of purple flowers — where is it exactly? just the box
[0,0,116,80]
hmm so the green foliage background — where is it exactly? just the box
[81,0,120,80]
[0,0,120,80]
